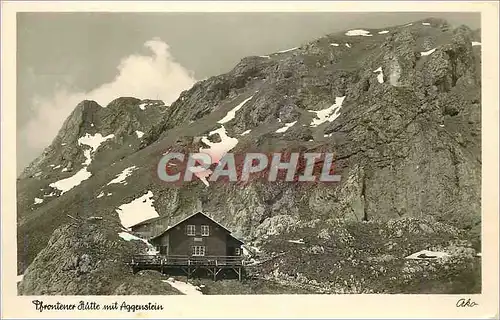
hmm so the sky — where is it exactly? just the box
[16,12,481,173]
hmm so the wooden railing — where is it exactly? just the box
[131,254,244,266]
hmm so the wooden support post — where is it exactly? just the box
[231,267,242,281]
[214,267,222,282]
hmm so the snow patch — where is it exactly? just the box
[378,30,389,34]
[472,41,481,46]
[118,232,142,242]
[422,22,431,26]
[405,250,450,260]
[138,102,148,110]
[218,96,254,124]
[288,239,305,244]
[330,43,339,47]
[108,166,137,185]
[97,191,104,199]
[308,96,346,127]
[61,168,68,172]
[404,23,413,26]
[242,245,261,256]
[345,29,372,36]
[162,279,203,295]
[52,165,61,170]
[240,129,252,136]
[16,274,24,283]
[373,67,384,83]
[275,121,297,133]
[259,55,271,59]
[81,149,91,166]
[115,190,159,228]
[200,126,239,164]
[345,43,351,48]
[118,232,152,246]
[78,133,115,153]
[420,48,437,56]
[34,197,44,205]
[135,130,145,138]
[118,232,157,254]
[276,47,298,54]
[49,168,92,195]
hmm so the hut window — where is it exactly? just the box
[186,225,196,236]
[201,225,210,236]
[192,246,206,256]
[235,248,241,255]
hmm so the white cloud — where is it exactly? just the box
[20,39,196,162]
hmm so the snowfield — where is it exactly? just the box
[78,133,115,153]
[275,121,297,133]
[49,132,115,194]
[49,168,92,195]
[118,232,154,248]
[200,126,239,164]
[373,67,384,83]
[345,29,372,36]
[308,96,346,127]
[191,125,239,186]
[276,47,298,54]
[420,48,437,56]
[218,96,254,124]
[162,279,203,295]
[107,166,138,185]
[405,250,450,260]
[115,190,159,228]
[240,129,252,136]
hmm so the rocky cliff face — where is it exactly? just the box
[18,217,181,295]
[17,18,481,294]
